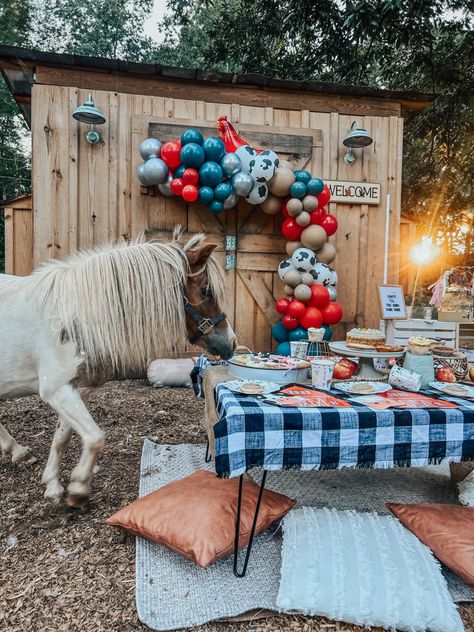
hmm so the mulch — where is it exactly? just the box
[1,380,473,632]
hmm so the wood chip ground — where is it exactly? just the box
[1,380,473,632]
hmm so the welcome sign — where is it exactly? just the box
[325,180,381,205]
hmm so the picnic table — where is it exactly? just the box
[198,363,474,577]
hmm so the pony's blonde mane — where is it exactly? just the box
[27,231,226,375]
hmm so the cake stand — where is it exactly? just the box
[328,341,405,381]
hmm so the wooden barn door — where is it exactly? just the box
[131,116,322,353]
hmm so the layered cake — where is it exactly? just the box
[346,328,385,348]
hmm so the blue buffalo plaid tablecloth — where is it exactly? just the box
[212,384,474,478]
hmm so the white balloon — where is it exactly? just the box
[245,180,268,205]
[235,144,258,173]
[291,247,317,272]
[278,258,296,281]
[312,262,333,287]
[248,154,277,182]
[329,268,338,287]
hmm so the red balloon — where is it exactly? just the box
[282,314,299,330]
[281,198,290,219]
[320,214,338,237]
[322,302,343,325]
[288,299,306,319]
[182,184,199,202]
[161,140,182,170]
[275,298,291,314]
[317,184,331,208]
[170,178,184,196]
[309,207,328,225]
[182,168,199,186]
[300,307,323,329]
[282,218,303,241]
[309,284,330,309]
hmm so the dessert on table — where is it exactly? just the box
[346,327,385,349]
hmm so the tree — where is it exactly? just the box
[0,0,32,272]
[155,0,474,265]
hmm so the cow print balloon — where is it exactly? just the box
[245,181,268,205]
[235,145,258,173]
[249,155,277,182]
[312,262,334,287]
[278,258,296,281]
[291,247,316,272]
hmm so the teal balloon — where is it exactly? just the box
[275,342,291,356]
[208,200,225,214]
[290,181,307,199]
[199,161,223,187]
[289,326,308,342]
[181,128,204,146]
[307,178,324,195]
[214,182,232,201]
[198,186,214,204]
[272,321,289,343]
[203,137,226,162]
[322,324,333,341]
[180,143,205,169]
[294,170,312,185]
[175,164,185,178]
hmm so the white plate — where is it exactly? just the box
[329,341,405,359]
[221,379,281,395]
[334,381,392,395]
[429,381,474,398]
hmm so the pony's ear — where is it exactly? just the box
[186,243,218,268]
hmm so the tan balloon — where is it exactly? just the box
[261,194,283,215]
[268,167,295,197]
[302,195,318,212]
[284,284,294,296]
[283,269,302,287]
[285,240,302,257]
[295,211,311,227]
[316,242,337,264]
[301,224,327,250]
[286,198,303,217]
[278,160,293,169]
[301,272,315,286]
[294,284,312,302]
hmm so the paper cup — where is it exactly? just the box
[388,365,422,392]
[290,340,309,359]
[308,327,325,342]
[311,359,334,390]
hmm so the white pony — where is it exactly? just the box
[0,231,236,507]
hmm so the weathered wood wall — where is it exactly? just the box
[31,72,404,350]
[3,196,33,276]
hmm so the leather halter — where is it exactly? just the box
[184,293,227,344]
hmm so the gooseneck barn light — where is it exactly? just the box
[343,121,373,165]
[72,94,106,145]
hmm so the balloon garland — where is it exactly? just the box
[135,118,343,353]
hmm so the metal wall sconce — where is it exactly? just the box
[343,121,373,165]
[72,94,106,145]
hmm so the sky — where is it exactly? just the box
[143,0,169,44]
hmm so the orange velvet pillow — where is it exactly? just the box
[107,470,295,568]
[387,503,474,590]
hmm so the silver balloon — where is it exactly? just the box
[223,191,238,209]
[139,138,162,161]
[221,152,242,177]
[328,286,338,301]
[158,174,173,197]
[136,162,150,185]
[142,157,169,185]
[232,172,254,197]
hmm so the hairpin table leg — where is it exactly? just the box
[204,440,212,463]
[233,470,267,578]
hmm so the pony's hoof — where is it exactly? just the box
[44,480,64,503]
[66,482,90,509]
[11,444,30,464]
[66,494,89,510]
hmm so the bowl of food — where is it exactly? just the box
[228,353,310,384]
[408,336,434,356]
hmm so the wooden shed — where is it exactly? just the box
[0,45,432,350]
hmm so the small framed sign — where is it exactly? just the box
[378,285,407,319]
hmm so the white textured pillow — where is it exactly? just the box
[277,507,463,632]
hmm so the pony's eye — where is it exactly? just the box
[200,286,213,300]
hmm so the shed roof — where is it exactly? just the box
[0,45,434,127]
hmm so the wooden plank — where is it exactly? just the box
[3,207,14,274]
[68,88,79,252]
[13,209,33,275]
[238,233,286,253]
[238,271,280,327]
[237,252,282,272]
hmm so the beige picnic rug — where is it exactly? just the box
[135,439,474,631]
